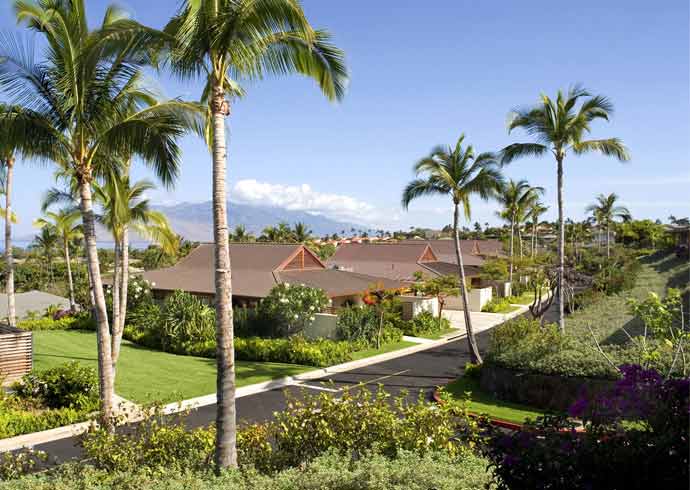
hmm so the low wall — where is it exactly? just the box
[399,295,439,320]
[0,325,32,385]
[304,313,338,340]
[480,364,616,412]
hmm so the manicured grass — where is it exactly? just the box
[444,376,549,424]
[508,292,536,305]
[483,303,520,314]
[350,340,416,361]
[33,330,313,404]
[416,326,459,340]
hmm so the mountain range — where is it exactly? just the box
[152,201,367,241]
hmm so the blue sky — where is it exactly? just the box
[1,0,688,236]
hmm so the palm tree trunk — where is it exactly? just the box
[518,227,523,259]
[531,220,536,258]
[453,202,482,364]
[606,222,610,259]
[508,219,515,283]
[112,226,129,371]
[556,157,565,333]
[211,81,237,471]
[112,236,121,353]
[4,157,15,327]
[64,238,75,311]
[78,174,114,429]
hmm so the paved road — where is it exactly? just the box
[29,328,492,465]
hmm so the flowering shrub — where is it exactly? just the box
[336,305,403,346]
[13,362,99,411]
[485,365,689,490]
[259,283,329,337]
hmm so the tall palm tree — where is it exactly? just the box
[31,226,59,286]
[495,180,543,281]
[1,1,198,425]
[585,193,631,258]
[293,222,312,243]
[94,175,178,373]
[0,155,18,326]
[230,224,252,242]
[402,134,504,364]
[33,209,82,311]
[500,85,630,332]
[528,201,548,258]
[163,0,347,469]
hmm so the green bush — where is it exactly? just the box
[335,305,402,346]
[401,310,450,337]
[258,284,329,337]
[0,450,491,489]
[13,362,99,411]
[0,395,92,439]
[481,296,516,313]
[17,313,95,331]
[234,336,354,367]
[0,449,47,481]
[159,291,215,352]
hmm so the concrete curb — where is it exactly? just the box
[0,334,461,451]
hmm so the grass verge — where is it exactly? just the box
[444,376,549,425]
[350,340,417,361]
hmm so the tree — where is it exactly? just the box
[1,1,198,426]
[94,175,178,374]
[164,0,348,470]
[414,275,459,330]
[31,226,58,286]
[495,180,543,282]
[33,209,82,310]
[500,85,630,332]
[0,153,18,326]
[402,134,504,364]
[528,201,548,258]
[230,225,253,242]
[293,222,312,243]
[585,193,631,258]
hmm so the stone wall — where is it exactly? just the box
[480,364,616,412]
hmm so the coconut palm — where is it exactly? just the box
[528,201,548,258]
[402,134,504,364]
[33,209,82,311]
[1,1,199,425]
[163,0,347,469]
[0,156,18,326]
[94,174,178,373]
[293,222,312,243]
[31,225,59,286]
[495,180,543,282]
[230,224,254,242]
[500,85,630,332]
[585,193,631,258]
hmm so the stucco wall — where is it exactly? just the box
[304,313,338,340]
[398,295,439,320]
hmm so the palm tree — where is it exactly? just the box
[500,85,630,332]
[31,226,59,286]
[293,222,312,243]
[1,1,198,425]
[585,193,631,258]
[33,209,82,311]
[230,225,252,242]
[528,201,548,258]
[402,134,504,364]
[163,0,347,470]
[495,180,543,281]
[94,175,178,373]
[0,155,18,326]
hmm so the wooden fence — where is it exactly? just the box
[0,325,32,385]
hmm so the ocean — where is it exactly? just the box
[0,240,152,252]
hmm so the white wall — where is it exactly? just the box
[398,295,439,320]
[304,313,338,340]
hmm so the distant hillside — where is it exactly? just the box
[152,201,366,241]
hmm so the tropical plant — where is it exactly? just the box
[402,134,504,363]
[413,275,459,329]
[163,0,348,469]
[0,0,200,426]
[0,155,18,326]
[500,85,630,331]
[229,224,253,242]
[94,174,178,374]
[33,209,82,310]
[586,193,631,258]
[528,201,548,258]
[30,226,58,286]
[494,180,543,281]
[293,221,312,242]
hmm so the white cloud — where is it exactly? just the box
[231,179,378,223]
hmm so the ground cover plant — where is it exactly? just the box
[482,297,520,314]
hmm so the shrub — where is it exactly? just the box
[234,336,353,367]
[401,310,450,337]
[0,449,47,481]
[0,396,91,439]
[159,291,215,353]
[464,362,482,380]
[17,312,95,331]
[13,362,99,411]
[258,283,329,337]
[336,305,403,347]
[485,365,689,490]
[0,450,492,489]
[481,296,515,313]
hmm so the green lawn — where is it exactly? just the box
[350,340,416,361]
[508,292,536,305]
[416,326,459,340]
[444,376,549,425]
[33,330,313,404]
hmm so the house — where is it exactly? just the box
[142,243,404,308]
[326,241,487,285]
[668,224,690,256]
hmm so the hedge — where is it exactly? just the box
[17,314,95,332]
